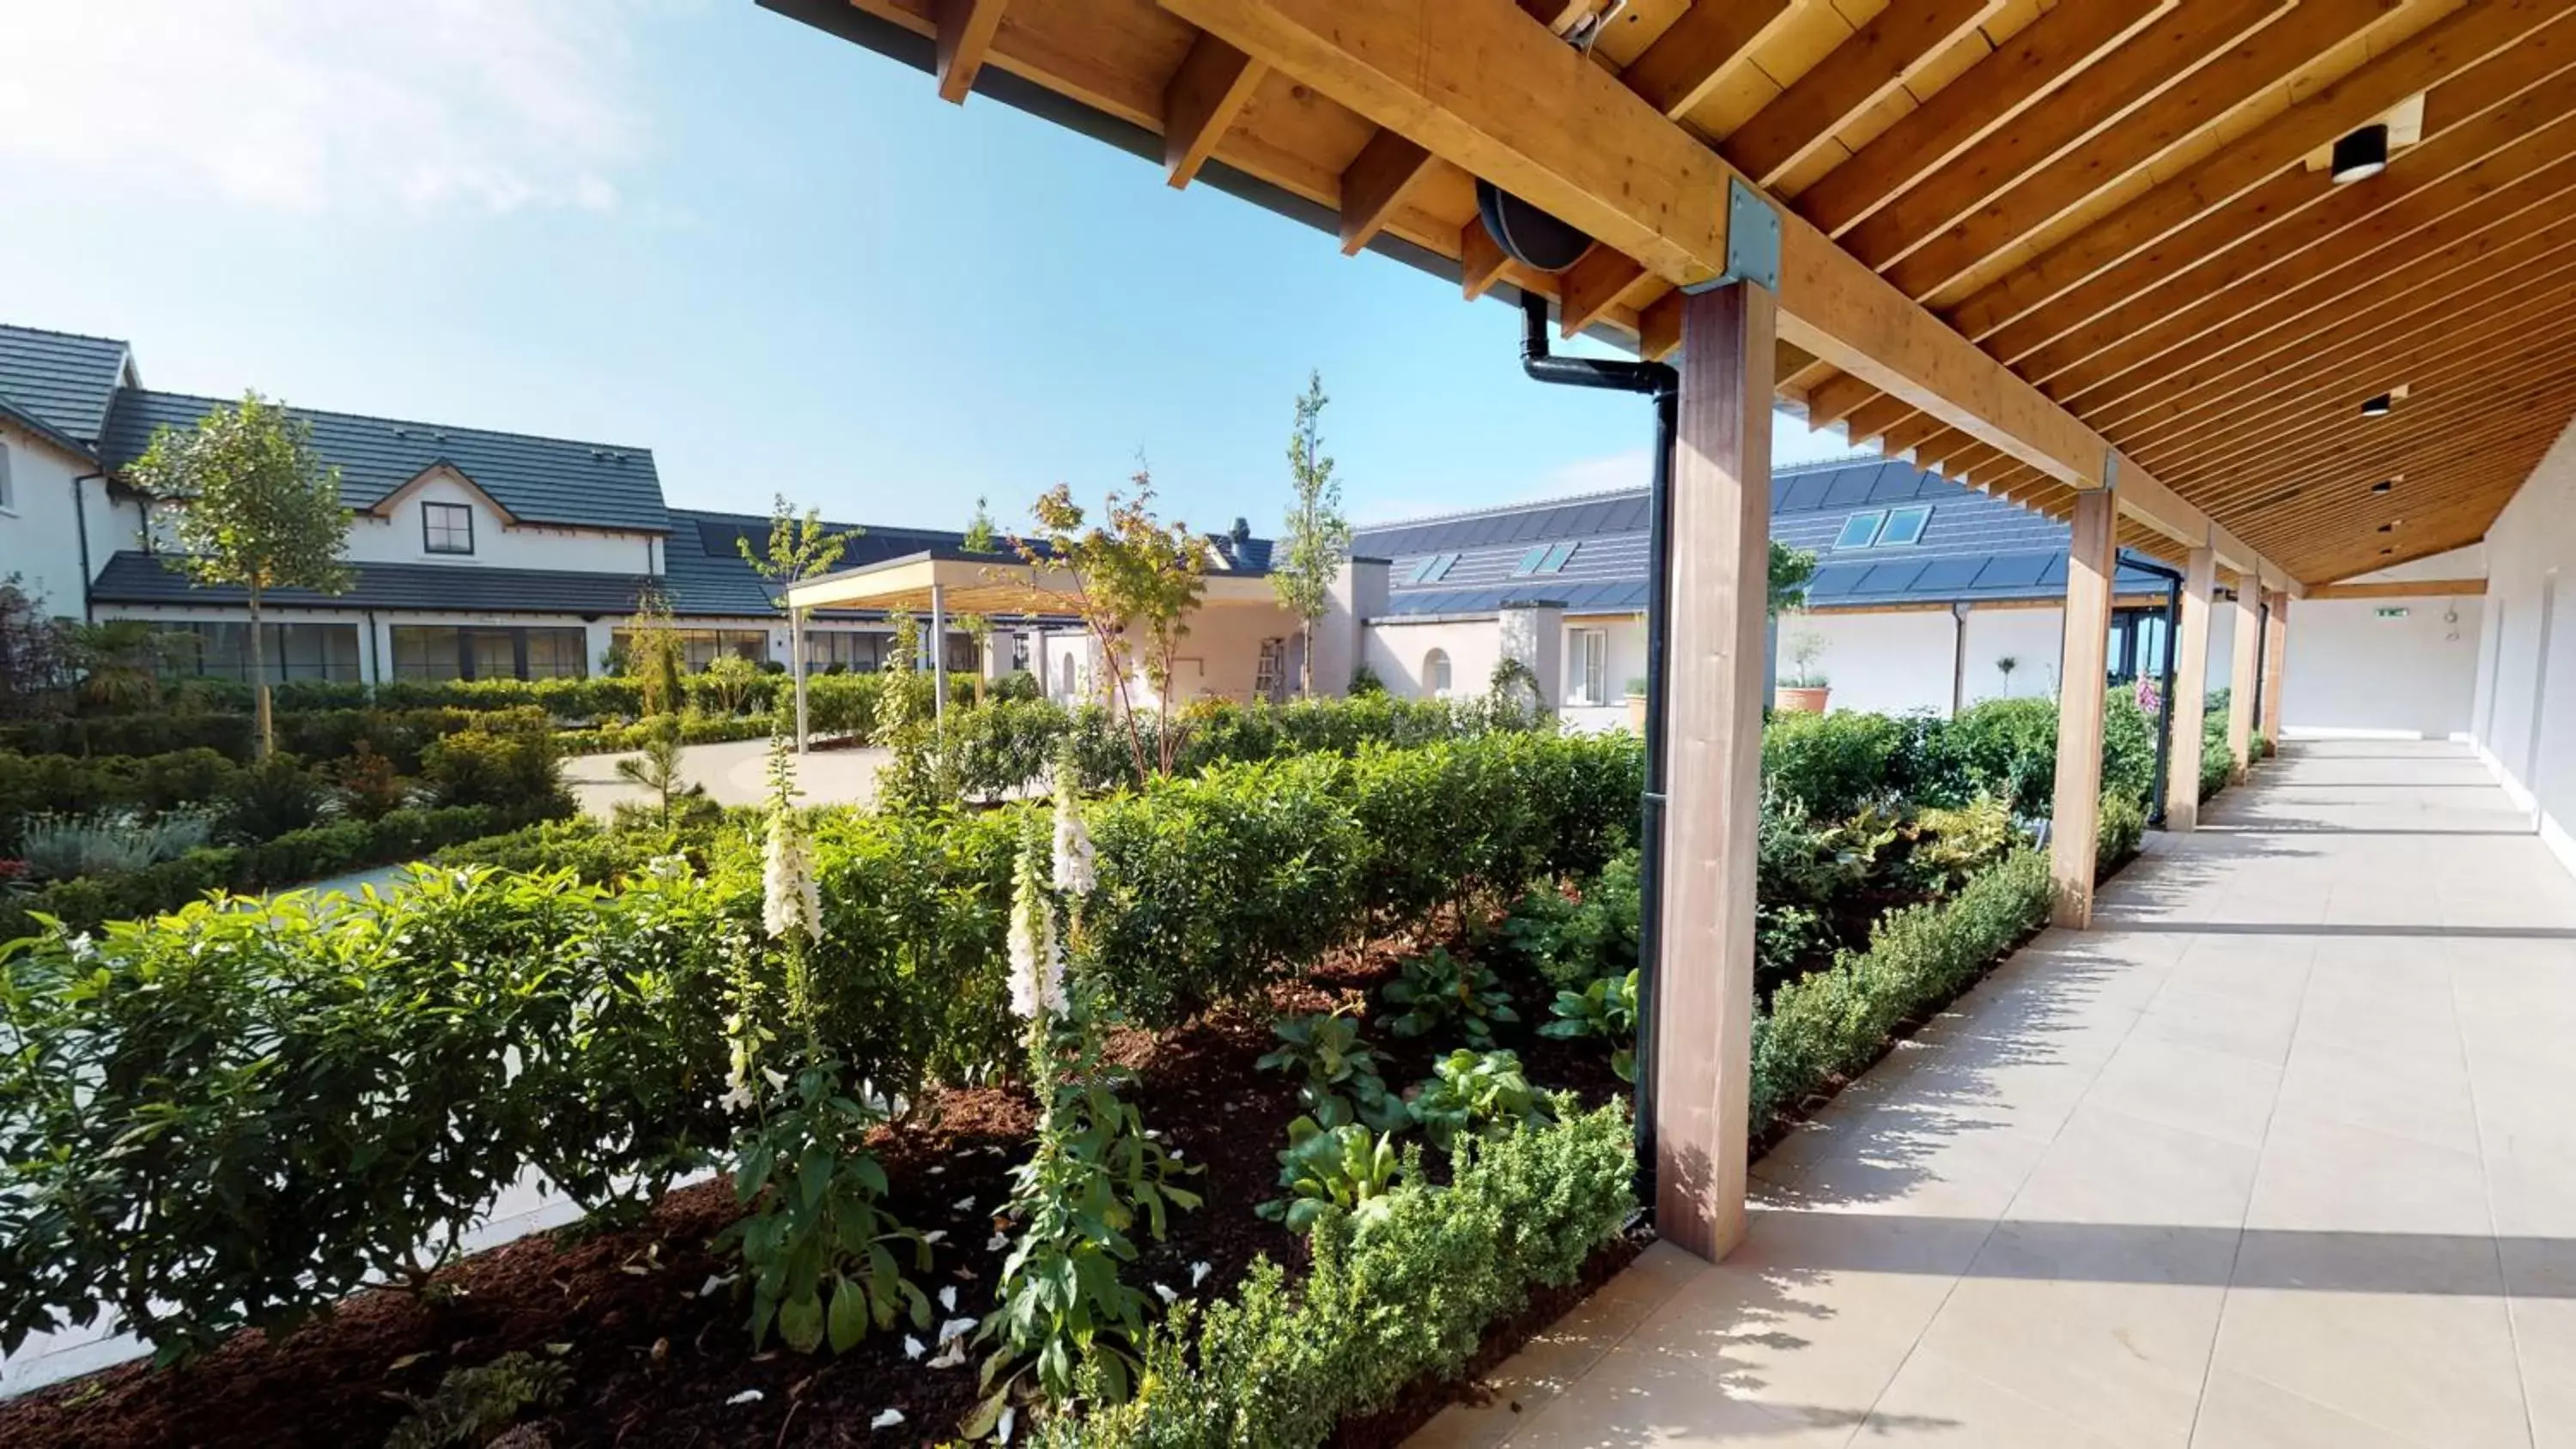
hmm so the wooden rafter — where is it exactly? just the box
[1163,32,1267,186]
[1619,0,1798,120]
[1722,0,2005,188]
[1337,129,1436,254]
[935,0,1009,104]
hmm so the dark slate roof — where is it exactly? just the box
[661,507,981,619]
[91,551,654,615]
[1356,458,2172,620]
[0,393,96,462]
[98,390,670,534]
[0,324,131,445]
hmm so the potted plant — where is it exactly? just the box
[1996,654,2020,697]
[1777,625,1831,713]
[1624,676,1649,733]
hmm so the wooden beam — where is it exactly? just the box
[1460,215,1512,300]
[2259,591,2290,747]
[1803,372,1880,431]
[1947,0,2573,339]
[1796,0,2172,238]
[1159,0,2302,589]
[2306,578,2489,601]
[1883,0,2395,301]
[1654,281,1773,1264]
[1992,64,2576,373]
[1337,128,1435,254]
[1560,246,1649,336]
[935,0,1008,104]
[1621,0,1797,120]
[2227,582,2262,781]
[1163,32,1268,188]
[2050,488,2117,929]
[1840,0,2292,276]
[1723,0,2005,187]
[2167,544,2216,831]
[1639,289,1684,361]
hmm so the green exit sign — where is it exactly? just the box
[2376,607,2410,619]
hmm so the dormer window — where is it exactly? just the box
[423,500,474,555]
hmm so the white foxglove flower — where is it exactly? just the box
[939,1286,957,1313]
[902,1335,926,1361]
[718,1082,754,1113]
[1190,1260,1211,1287]
[1051,767,1096,895]
[1005,840,1066,1021]
[927,1338,968,1369]
[1151,1282,1177,1306]
[726,1390,763,1406]
[871,1409,906,1429]
[998,1406,1017,1444]
[762,814,823,943]
[938,1316,977,1343]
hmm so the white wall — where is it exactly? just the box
[1791,609,1960,715]
[1365,617,1500,700]
[0,427,97,618]
[2470,418,2576,876]
[2282,593,2483,740]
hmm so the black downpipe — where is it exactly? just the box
[1516,289,1677,1208]
[71,472,105,623]
[2118,549,2185,828]
[2249,597,2271,763]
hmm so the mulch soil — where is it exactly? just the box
[0,916,1630,1449]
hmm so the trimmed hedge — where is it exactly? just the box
[0,705,561,770]
[1054,1103,1635,1448]
[1751,849,2054,1129]
[0,803,562,943]
[0,731,1643,1360]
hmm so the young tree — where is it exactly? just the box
[1018,467,1209,784]
[738,494,859,751]
[128,393,352,758]
[1270,371,1352,695]
[961,495,1000,555]
[957,495,1001,698]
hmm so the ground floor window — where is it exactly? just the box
[394,624,591,682]
[802,630,884,672]
[2110,607,2172,687]
[611,627,771,671]
[1568,627,1608,706]
[165,621,361,683]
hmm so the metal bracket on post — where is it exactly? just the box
[2093,447,2120,495]
[1683,178,1781,294]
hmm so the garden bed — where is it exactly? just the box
[0,924,1626,1449]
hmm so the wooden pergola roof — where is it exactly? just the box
[762,0,2576,591]
[786,549,1285,615]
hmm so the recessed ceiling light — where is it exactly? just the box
[2378,523,2395,532]
[2372,480,2395,494]
[2381,546,2397,555]
[2360,392,2395,417]
[2333,124,2390,184]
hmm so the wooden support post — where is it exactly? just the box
[2227,585,2261,782]
[929,583,951,722]
[2049,488,2116,929]
[790,606,810,755]
[2165,546,2215,829]
[1654,282,1772,1263]
[2260,591,2291,750]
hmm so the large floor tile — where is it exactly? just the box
[1858,1346,2132,1447]
[2188,1367,2429,1448]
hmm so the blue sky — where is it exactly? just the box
[0,0,1860,537]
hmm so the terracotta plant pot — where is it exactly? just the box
[1776,685,1831,714]
[1625,693,1649,732]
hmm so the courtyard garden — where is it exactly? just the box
[0,652,2210,1446]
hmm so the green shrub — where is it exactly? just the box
[1947,691,2156,819]
[1761,709,1905,820]
[1405,1048,1545,1150]
[0,748,242,840]
[421,718,566,812]
[1502,849,1641,991]
[1056,1104,1633,1448]
[2199,710,2234,802]
[2095,788,2147,872]
[1751,851,2053,1128]
[0,731,1644,1363]
[216,753,331,841]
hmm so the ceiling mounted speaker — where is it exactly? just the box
[1477,179,1594,273]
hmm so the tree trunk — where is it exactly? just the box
[248,585,272,761]
[1298,617,1313,697]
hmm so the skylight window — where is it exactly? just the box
[1833,511,1886,550]
[1514,541,1577,576]
[1407,553,1460,585]
[1878,505,1933,547]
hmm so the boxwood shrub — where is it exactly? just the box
[1053,1102,1636,1448]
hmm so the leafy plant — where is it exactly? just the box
[382,1350,570,1449]
[216,751,331,840]
[1254,1009,1407,1131]
[1256,1116,1412,1233]
[324,740,406,822]
[1018,473,1212,784]
[1270,372,1352,696]
[1540,968,1638,1082]
[1912,792,2017,893]
[126,392,354,758]
[18,806,216,879]
[612,712,703,830]
[1502,850,1641,991]
[1405,1048,1546,1150]
[1379,948,1518,1049]
[1780,620,1830,689]
[979,1017,1202,1430]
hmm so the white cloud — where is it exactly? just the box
[0,0,650,215]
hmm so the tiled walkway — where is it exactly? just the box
[1417,740,2576,1448]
